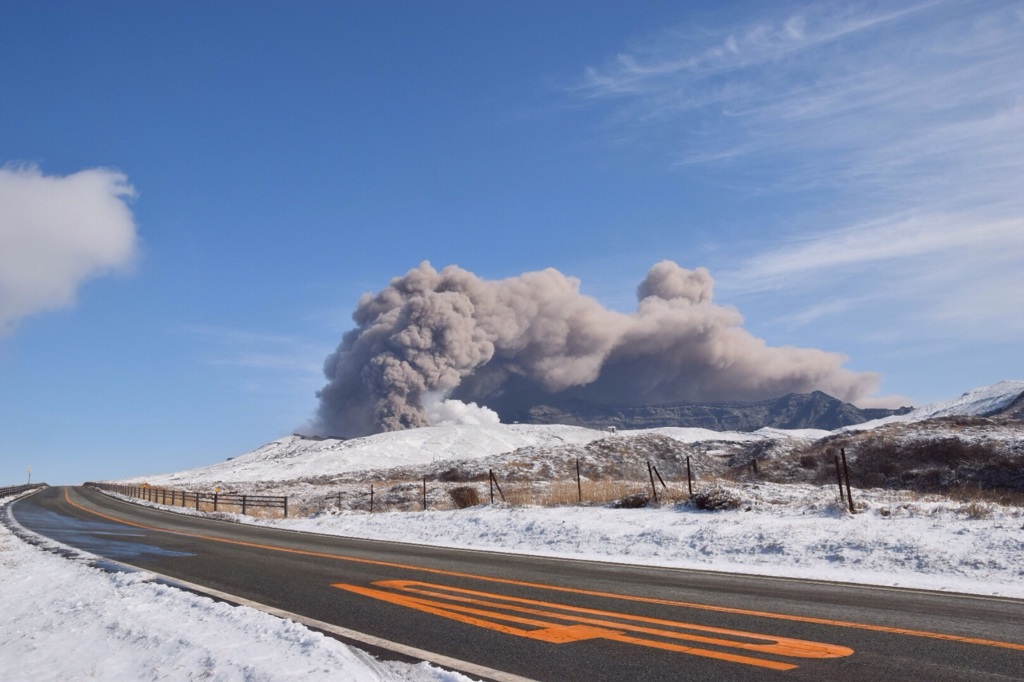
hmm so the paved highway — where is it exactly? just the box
[8,486,1024,681]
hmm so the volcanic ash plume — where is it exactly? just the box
[315,261,879,436]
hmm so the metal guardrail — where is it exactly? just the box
[86,482,288,518]
[0,483,46,498]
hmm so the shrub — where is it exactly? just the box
[691,484,741,511]
[438,468,467,482]
[449,486,481,509]
[862,472,887,488]
[611,492,650,509]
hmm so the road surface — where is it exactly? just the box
[8,486,1024,681]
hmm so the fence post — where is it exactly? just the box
[489,470,506,503]
[686,456,693,496]
[242,495,247,515]
[841,448,855,513]
[652,464,668,490]
[576,458,582,504]
[834,455,844,503]
[422,477,427,511]
[283,496,288,518]
[370,484,374,513]
[647,462,658,502]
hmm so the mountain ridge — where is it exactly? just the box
[513,391,914,432]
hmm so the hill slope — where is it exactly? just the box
[123,381,1022,495]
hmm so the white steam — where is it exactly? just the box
[422,393,501,427]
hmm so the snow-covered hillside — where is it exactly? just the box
[907,380,1024,419]
[845,380,1024,431]
[125,381,1023,490]
[130,423,607,486]
[131,425,834,490]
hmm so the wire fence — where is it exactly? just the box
[87,482,288,518]
[304,459,707,515]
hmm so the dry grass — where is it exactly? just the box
[944,483,1024,507]
[302,476,698,511]
[471,478,691,508]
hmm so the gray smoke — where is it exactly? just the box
[315,261,879,436]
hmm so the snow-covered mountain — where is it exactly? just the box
[905,380,1024,420]
[842,380,1024,432]
[125,381,1023,489]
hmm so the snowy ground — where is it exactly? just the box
[134,481,1024,600]
[1,493,470,682]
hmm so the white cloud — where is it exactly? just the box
[0,164,139,334]
[727,213,1024,342]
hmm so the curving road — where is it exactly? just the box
[8,486,1024,681]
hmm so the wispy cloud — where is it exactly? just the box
[572,0,1024,342]
[182,325,326,383]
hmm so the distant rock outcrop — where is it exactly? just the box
[976,390,1024,420]
[514,391,913,432]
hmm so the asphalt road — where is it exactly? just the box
[9,486,1024,681]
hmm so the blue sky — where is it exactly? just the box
[2,1,1022,484]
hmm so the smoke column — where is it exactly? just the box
[315,261,879,436]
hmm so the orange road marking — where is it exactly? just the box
[350,580,852,659]
[63,488,1024,653]
[334,579,857,670]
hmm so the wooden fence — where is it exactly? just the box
[0,483,45,499]
[87,482,288,518]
